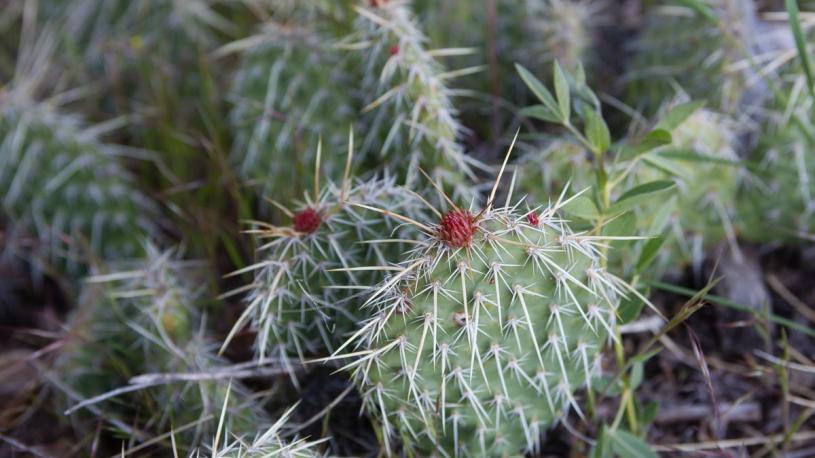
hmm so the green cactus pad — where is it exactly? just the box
[230,23,356,204]
[231,175,429,374]
[0,97,158,271]
[342,202,622,456]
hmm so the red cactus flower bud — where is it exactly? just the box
[293,208,322,234]
[526,211,540,226]
[437,209,477,248]
[389,44,399,56]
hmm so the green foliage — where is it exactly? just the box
[344,203,622,456]
[516,64,745,275]
[5,1,815,456]
[634,107,742,270]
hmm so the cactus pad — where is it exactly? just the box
[342,201,622,456]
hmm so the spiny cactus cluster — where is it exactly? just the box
[738,83,815,243]
[352,1,479,201]
[5,1,815,457]
[58,245,268,453]
[341,195,622,456]
[523,0,604,73]
[228,171,430,375]
[45,0,228,71]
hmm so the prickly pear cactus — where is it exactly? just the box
[352,1,480,203]
[342,201,622,456]
[230,174,429,375]
[0,93,158,272]
[58,245,268,454]
[229,22,357,204]
[636,108,742,268]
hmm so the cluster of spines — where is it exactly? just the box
[737,86,815,242]
[523,0,602,73]
[337,193,624,456]
[45,0,229,64]
[201,403,322,458]
[226,173,429,381]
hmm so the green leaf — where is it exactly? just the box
[563,196,599,220]
[604,211,637,253]
[585,109,611,154]
[618,295,645,324]
[575,62,587,85]
[608,429,658,458]
[591,428,613,458]
[631,360,644,390]
[519,105,561,123]
[675,0,718,23]
[639,401,660,426]
[630,349,662,388]
[655,100,706,131]
[608,180,676,215]
[786,0,815,99]
[620,129,672,159]
[553,61,571,121]
[657,150,741,166]
[592,376,622,396]
[516,64,560,120]
[603,211,636,237]
[636,235,667,273]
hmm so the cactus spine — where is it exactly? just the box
[340,195,622,456]
[206,404,322,458]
